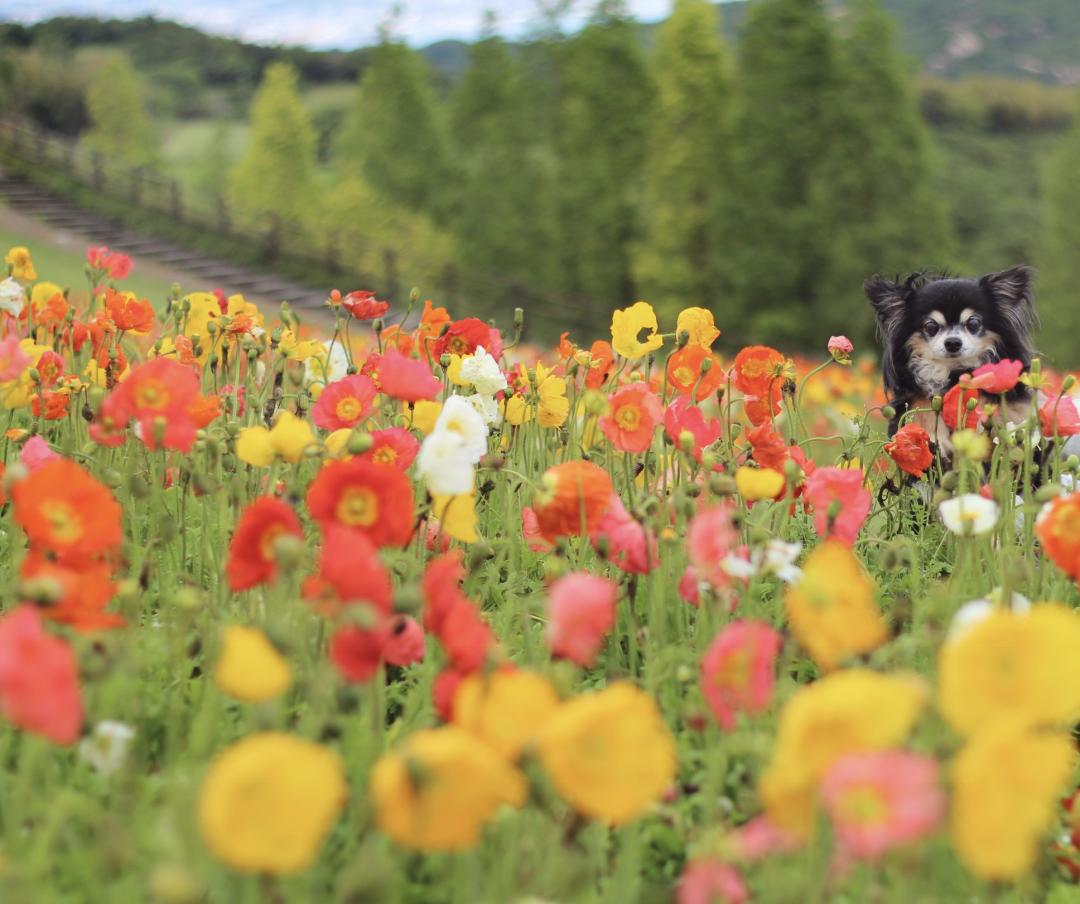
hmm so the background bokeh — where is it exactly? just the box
[2,0,1079,361]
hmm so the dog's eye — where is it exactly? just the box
[966,316,983,332]
[923,320,939,337]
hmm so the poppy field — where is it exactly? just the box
[1,244,1080,903]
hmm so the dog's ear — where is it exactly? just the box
[864,275,907,338]
[980,265,1039,354]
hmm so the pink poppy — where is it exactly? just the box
[599,383,663,453]
[546,572,618,667]
[312,374,377,431]
[382,615,425,667]
[803,467,871,546]
[729,814,803,861]
[687,505,739,589]
[522,506,554,553]
[664,396,722,463]
[0,334,29,382]
[827,335,854,364]
[965,359,1023,394]
[590,494,657,574]
[821,751,945,861]
[677,860,749,904]
[700,620,782,730]
[377,348,442,403]
[679,566,702,607]
[19,436,60,472]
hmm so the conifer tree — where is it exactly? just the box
[1039,89,1080,365]
[723,0,835,344]
[448,25,559,322]
[634,0,733,324]
[82,54,159,167]
[554,0,653,323]
[334,38,451,218]
[228,63,317,230]
[814,0,950,343]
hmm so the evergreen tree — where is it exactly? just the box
[229,63,317,230]
[334,39,451,217]
[1039,89,1080,366]
[554,0,653,324]
[634,0,733,324]
[448,25,559,323]
[82,54,159,167]
[723,0,835,344]
[814,0,950,344]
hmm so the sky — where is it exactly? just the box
[0,0,689,48]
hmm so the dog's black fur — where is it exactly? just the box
[864,266,1038,435]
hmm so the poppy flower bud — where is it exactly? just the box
[941,471,959,491]
[19,576,63,604]
[1063,374,1076,392]
[710,474,737,497]
[513,307,524,330]
[1065,454,1080,472]
[699,356,713,374]
[171,587,204,612]
[1035,484,1065,503]
[677,329,690,349]
[467,543,495,573]
[439,354,452,369]
[129,475,151,500]
[393,586,424,615]
[931,395,943,412]
[347,431,373,454]
[882,405,896,420]
[272,534,305,573]
[148,863,205,904]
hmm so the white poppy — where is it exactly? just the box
[416,430,475,496]
[458,346,507,396]
[0,278,26,317]
[939,494,999,535]
[79,721,135,775]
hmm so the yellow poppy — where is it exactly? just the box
[214,626,293,703]
[676,307,720,349]
[453,670,561,760]
[611,302,663,360]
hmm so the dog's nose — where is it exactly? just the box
[944,337,962,354]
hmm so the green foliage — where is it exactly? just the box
[334,41,451,217]
[813,0,951,344]
[634,0,733,323]
[228,63,317,230]
[724,0,835,344]
[81,54,159,167]
[447,33,559,323]
[554,1,654,321]
[1038,89,1080,367]
[0,49,92,135]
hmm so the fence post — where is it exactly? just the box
[383,248,400,305]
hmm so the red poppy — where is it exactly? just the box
[312,374,377,431]
[0,606,82,745]
[667,347,723,401]
[432,667,466,722]
[86,246,132,280]
[330,624,390,683]
[307,459,414,548]
[226,497,304,592]
[303,526,392,616]
[532,460,615,541]
[744,386,784,427]
[360,427,420,470]
[421,551,467,635]
[1039,395,1080,438]
[747,422,789,472]
[599,383,663,453]
[35,350,64,388]
[377,348,442,403]
[941,384,983,431]
[432,317,492,359]
[101,357,201,451]
[188,394,222,429]
[664,396,721,463]
[383,615,425,667]
[341,290,390,321]
[12,459,122,561]
[420,552,493,673]
[885,424,934,478]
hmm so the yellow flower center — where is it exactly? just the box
[42,500,83,544]
[259,524,287,562]
[615,404,640,431]
[373,446,397,465]
[1052,506,1080,541]
[713,649,752,692]
[335,396,363,422]
[448,337,469,355]
[741,358,772,380]
[674,366,696,387]
[836,785,888,827]
[336,486,378,527]
[134,379,168,410]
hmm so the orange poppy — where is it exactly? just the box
[104,289,154,334]
[20,550,123,631]
[884,424,934,478]
[667,347,724,401]
[12,459,122,560]
[532,461,614,542]
[1036,493,1080,582]
[599,384,662,453]
[732,346,788,399]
